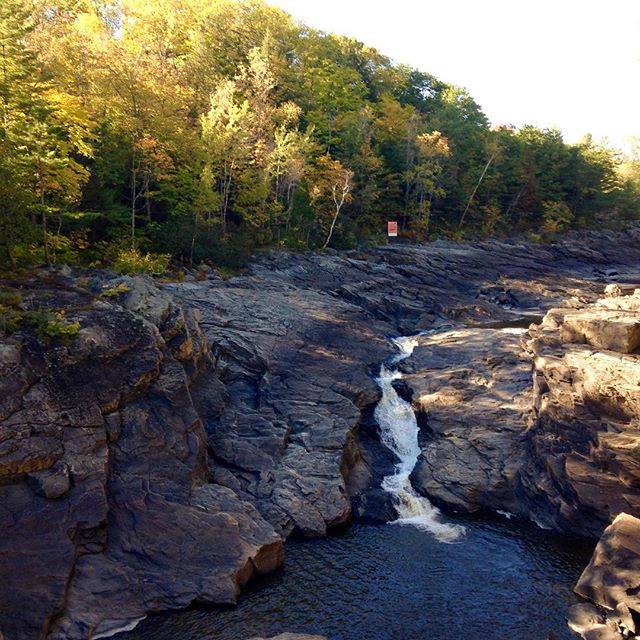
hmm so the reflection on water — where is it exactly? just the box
[116,519,593,640]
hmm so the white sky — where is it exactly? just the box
[269,0,640,151]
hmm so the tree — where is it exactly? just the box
[310,155,353,248]
[0,0,92,264]
[0,0,636,268]
[268,117,311,236]
[406,131,450,235]
[458,135,500,230]
[542,200,573,233]
[201,79,253,233]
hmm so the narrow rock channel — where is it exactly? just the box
[374,334,464,542]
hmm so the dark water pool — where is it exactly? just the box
[116,516,593,640]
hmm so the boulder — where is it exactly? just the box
[604,284,623,298]
[561,310,640,353]
[27,461,70,499]
[567,603,624,640]
[570,513,640,639]
[575,513,640,615]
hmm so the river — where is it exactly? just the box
[116,519,592,640]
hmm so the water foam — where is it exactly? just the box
[375,334,465,543]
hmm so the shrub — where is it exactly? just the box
[217,264,242,280]
[542,201,574,234]
[0,289,22,308]
[0,308,23,334]
[34,311,81,341]
[113,248,170,275]
[528,232,543,244]
[0,289,23,335]
[0,293,80,343]
[23,309,80,343]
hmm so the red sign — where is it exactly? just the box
[387,221,398,237]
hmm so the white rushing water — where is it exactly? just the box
[374,334,465,543]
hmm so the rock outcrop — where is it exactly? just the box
[404,327,532,515]
[168,279,392,538]
[570,513,640,639]
[3,230,640,639]
[0,272,283,640]
[522,288,640,537]
[401,282,640,538]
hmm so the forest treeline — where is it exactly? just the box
[1,0,639,270]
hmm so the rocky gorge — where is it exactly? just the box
[3,230,640,639]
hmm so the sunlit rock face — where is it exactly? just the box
[570,513,640,640]
[522,288,640,537]
[403,327,533,517]
[369,282,640,538]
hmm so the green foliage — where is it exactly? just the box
[0,289,22,308]
[100,282,131,298]
[0,288,24,334]
[113,248,170,275]
[528,232,543,244]
[30,311,80,342]
[542,201,574,234]
[216,264,243,280]
[0,0,637,271]
[0,289,80,343]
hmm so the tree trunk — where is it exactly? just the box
[41,205,50,266]
[219,164,232,236]
[38,166,50,266]
[131,146,137,249]
[458,151,497,231]
[323,184,343,249]
[190,212,197,265]
[505,184,525,219]
[323,205,341,249]
[1,43,7,135]
[144,174,152,222]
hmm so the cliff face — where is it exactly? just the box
[2,230,640,640]
[405,326,533,516]
[522,288,640,537]
[570,513,640,639]
[0,273,283,640]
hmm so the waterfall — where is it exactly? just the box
[374,334,465,543]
